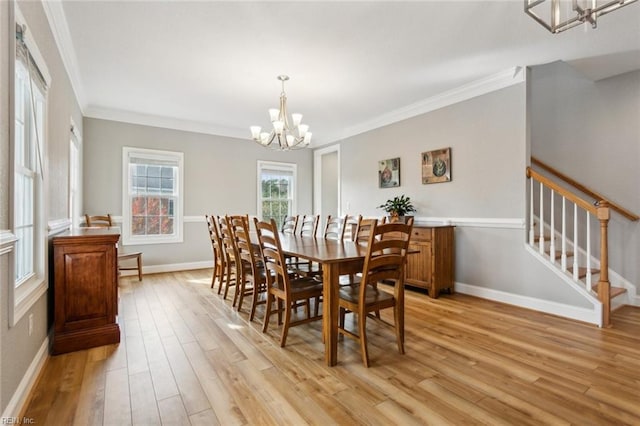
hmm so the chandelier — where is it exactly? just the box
[525,0,638,33]
[250,75,311,150]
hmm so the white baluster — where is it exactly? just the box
[561,197,567,271]
[549,190,555,262]
[586,212,591,289]
[573,203,579,281]
[529,178,535,245]
[539,182,544,254]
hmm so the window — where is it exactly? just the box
[257,161,297,227]
[11,7,50,325]
[123,147,184,245]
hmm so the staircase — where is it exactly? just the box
[526,158,639,327]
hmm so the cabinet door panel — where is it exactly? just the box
[55,241,116,332]
[405,242,432,288]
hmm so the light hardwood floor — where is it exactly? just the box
[23,269,640,425]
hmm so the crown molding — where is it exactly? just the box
[321,66,525,145]
[84,106,248,140]
[41,0,87,111]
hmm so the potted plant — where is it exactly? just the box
[378,195,416,223]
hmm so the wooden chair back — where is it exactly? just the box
[218,216,238,263]
[298,214,319,238]
[231,215,259,277]
[354,218,377,245]
[205,214,226,290]
[281,215,299,235]
[362,221,413,285]
[254,218,289,293]
[343,214,362,241]
[323,215,346,240]
[85,214,113,227]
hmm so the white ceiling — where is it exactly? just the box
[48,0,640,146]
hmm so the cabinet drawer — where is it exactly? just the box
[411,227,432,242]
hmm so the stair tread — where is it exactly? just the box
[592,284,627,299]
[545,249,574,258]
[567,266,600,279]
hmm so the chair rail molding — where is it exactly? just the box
[413,217,525,229]
[0,230,18,256]
[48,218,72,236]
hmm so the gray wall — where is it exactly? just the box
[321,151,338,218]
[530,62,640,291]
[335,84,589,306]
[1,0,83,413]
[83,118,313,267]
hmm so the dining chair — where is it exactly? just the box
[323,214,346,240]
[290,214,322,278]
[338,218,413,367]
[281,215,299,235]
[218,216,240,302]
[298,214,320,238]
[339,217,380,287]
[343,214,362,242]
[254,218,323,348]
[205,215,226,290]
[230,215,268,320]
[84,214,143,281]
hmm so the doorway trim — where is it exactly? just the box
[313,144,341,217]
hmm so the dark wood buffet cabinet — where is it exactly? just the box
[405,225,455,298]
[52,227,120,355]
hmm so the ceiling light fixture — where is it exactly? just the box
[250,75,311,150]
[525,0,638,33]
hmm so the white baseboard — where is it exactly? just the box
[455,281,601,325]
[119,260,213,277]
[1,337,49,419]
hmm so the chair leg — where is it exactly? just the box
[232,270,243,308]
[223,264,235,300]
[136,254,142,281]
[394,305,405,355]
[280,300,292,348]
[339,307,346,341]
[210,264,217,288]
[277,299,283,325]
[217,261,226,294]
[249,281,264,322]
[359,311,370,368]
[262,293,273,333]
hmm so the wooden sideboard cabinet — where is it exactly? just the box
[405,225,455,298]
[52,228,121,355]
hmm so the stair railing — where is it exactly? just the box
[531,157,639,222]
[526,167,613,326]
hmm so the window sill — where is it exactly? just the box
[12,276,47,327]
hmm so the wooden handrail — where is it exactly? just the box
[527,168,597,214]
[531,157,639,221]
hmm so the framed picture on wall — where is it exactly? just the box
[379,157,400,188]
[422,148,451,184]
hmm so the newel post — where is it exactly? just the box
[596,201,611,327]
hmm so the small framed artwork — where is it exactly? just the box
[422,148,451,184]
[378,157,400,188]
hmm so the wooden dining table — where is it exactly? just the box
[276,233,369,366]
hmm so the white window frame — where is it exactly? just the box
[257,161,298,223]
[122,147,184,245]
[9,5,51,326]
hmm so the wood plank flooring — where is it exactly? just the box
[23,269,640,425]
